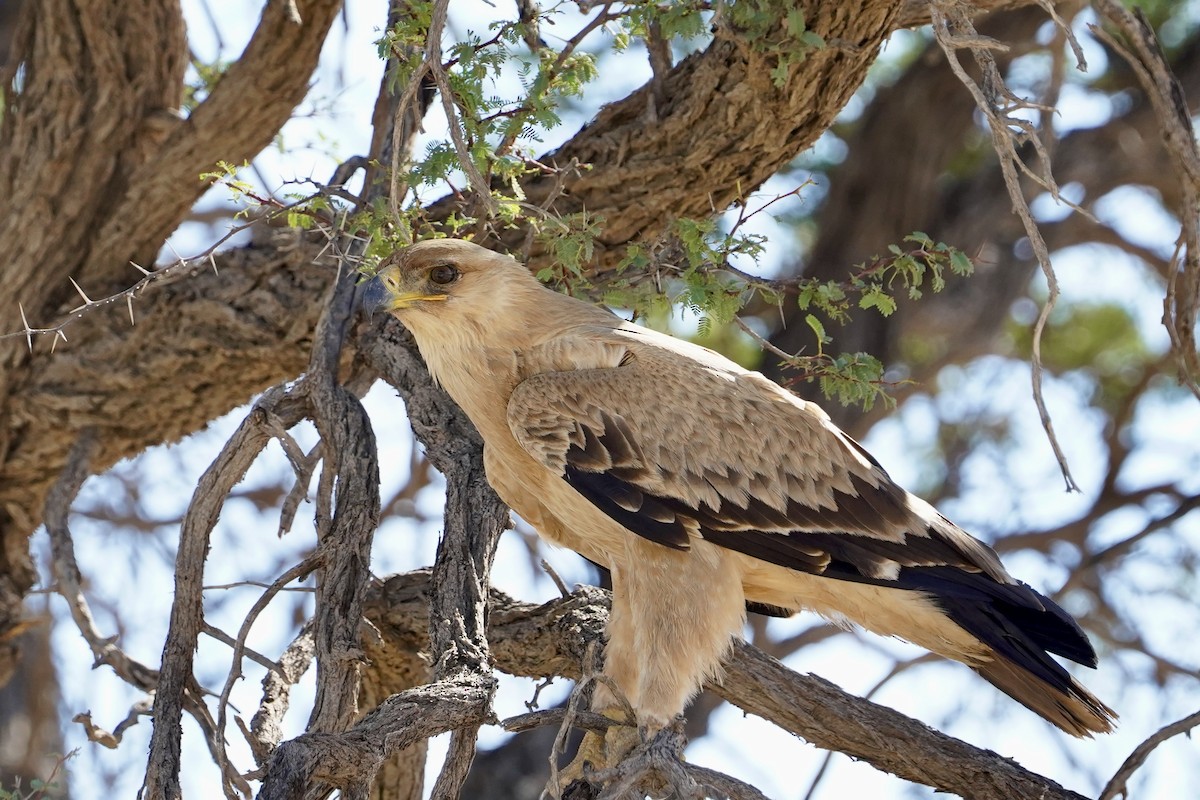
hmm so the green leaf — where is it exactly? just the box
[770,60,792,87]
[805,313,828,345]
[906,230,933,248]
[950,248,974,275]
[800,31,826,49]
[859,288,897,317]
[798,284,815,310]
[785,9,808,37]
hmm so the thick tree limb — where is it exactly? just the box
[468,1,905,264]
[259,671,495,800]
[0,0,187,369]
[0,0,343,683]
[82,0,345,288]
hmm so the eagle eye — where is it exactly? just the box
[429,264,460,285]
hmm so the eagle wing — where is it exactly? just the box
[508,325,1013,593]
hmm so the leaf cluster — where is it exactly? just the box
[382,6,597,197]
[799,232,975,323]
[581,221,972,409]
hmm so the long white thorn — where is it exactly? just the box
[18,302,32,353]
[130,260,152,277]
[165,240,187,267]
[68,276,94,306]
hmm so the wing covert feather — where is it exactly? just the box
[506,328,1011,587]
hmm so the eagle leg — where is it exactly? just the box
[602,539,748,729]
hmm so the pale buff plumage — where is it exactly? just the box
[366,238,1116,737]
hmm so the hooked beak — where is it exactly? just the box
[359,275,447,318]
[360,276,390,318]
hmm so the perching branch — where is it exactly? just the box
[365,573,1093,800]
[357,309,509,798]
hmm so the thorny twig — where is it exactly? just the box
[2,182,346,351]
[201,623,281,672]
[385,0,496,222]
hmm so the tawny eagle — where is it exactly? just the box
[364,238,1114,740]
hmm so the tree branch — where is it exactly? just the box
[1091,1,1200,399]
[142,386,312,800]
[1099,708,1200,800]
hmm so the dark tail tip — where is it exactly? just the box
[910,568,1116,735]
[975,658,1117,737]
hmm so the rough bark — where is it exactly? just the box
[0,0,343,684]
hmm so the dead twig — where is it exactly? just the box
[1089,2,1200,400]
[1099,708,1200,800]
[930,0,1085,491]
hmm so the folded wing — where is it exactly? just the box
[508,328,1115,735]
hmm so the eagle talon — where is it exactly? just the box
[554,709,645,798]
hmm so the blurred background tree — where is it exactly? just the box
[0,0,1197,798]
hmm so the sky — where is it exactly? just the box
[25,2,1200,798]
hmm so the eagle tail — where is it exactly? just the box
[913,568,1117,736]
